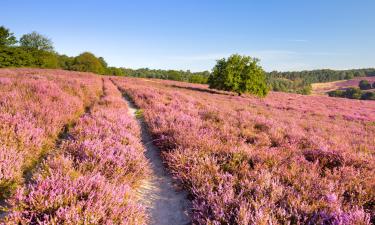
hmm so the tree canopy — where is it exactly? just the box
[19,31,54,51]
[0,26,17,46]
[208,54,269,97]
[71,52,106,74]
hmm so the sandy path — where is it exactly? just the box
[122,94,191,225]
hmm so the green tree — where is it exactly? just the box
[98,57,108,69]
[0,47,34,67]
[29,49,59,68]
[57,54,75,70]
[208,54,269,97]
[0,26,17,46]
[19,31,54,51]
[106,67,125,76]
[71,52,105,74]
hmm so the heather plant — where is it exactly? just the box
[0,68,102,199]
[5,78,149,224]
[114,77,374,224]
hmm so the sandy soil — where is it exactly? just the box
[123,95,191,225]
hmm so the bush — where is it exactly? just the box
[361,92,375,100]
[208,54,269,97]
[359,80,371,90]
[328,90,345,97]
[344,87,362,99]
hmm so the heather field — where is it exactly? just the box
[114,77,375,224]
[0,69,374,224]
[0,69,102,200]
[5,78,149,224]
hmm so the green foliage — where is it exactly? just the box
[0,26,17,46]
[361,92,375,100]
[297,84,312,95]
[267,68,375,95]
[358,80,371,90]
[71,52,105,74]
[122,68,210,83]
[208,54,269,97]
[188,74,208,84]
[0,46,58,69]
[328,90,345,97]
[29,48,59,68]
[57,54,75,70]
[328,87,375,101]
[345,87,362,99]
[0,46,34,67]
[267,68,375,84]
[20,31,54,52]
[106,67,125,76]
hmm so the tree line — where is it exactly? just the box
[0,26,125,75]
[266,69,375,94]
[0,26,210,83]
[328,80,375,100]
[1,25,374,95]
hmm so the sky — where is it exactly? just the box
[1,0,375,72]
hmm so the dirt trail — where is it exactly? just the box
[122,94,191,225]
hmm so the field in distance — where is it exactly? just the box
[312,76,375,95]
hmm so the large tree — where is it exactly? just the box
[19,31,54,51]
[71,52,105,74]
[208,54,269,97]
[0,26,17,46]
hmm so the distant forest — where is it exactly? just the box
[1,25,375,94]
[266,68,375,94]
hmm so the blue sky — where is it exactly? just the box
[1,0,374,72]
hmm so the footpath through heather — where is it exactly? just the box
[120,91,191,225]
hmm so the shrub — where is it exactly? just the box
[359,80,371,90]
[344,87,362,99]
[328,90,345,97]
[361,92,375,100]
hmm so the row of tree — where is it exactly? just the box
[0,26,124,75]
[121,68,210,84]
[0,26,210,83]
[265,68,375,95]
[267,69,375,83]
